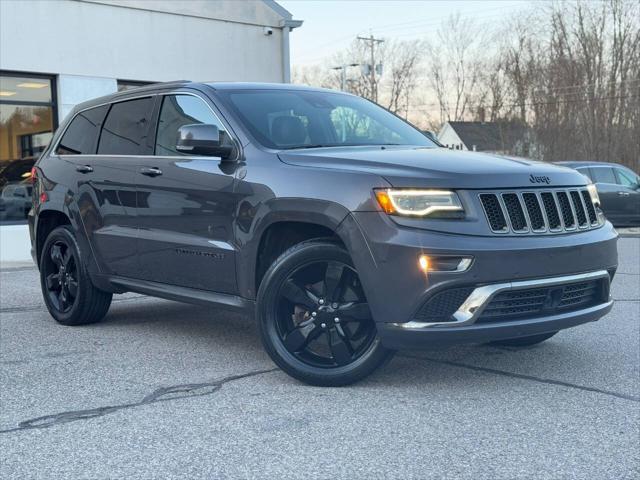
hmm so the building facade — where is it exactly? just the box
[0,0,301,260]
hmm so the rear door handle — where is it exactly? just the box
[618,191,630,196]
[76,165,93,174]
[140,167,162,177]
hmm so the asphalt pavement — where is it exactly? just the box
[1,238,638,479]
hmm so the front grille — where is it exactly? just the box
[477,278,607,323]
[480,188,600,235]
[414,287,474,322]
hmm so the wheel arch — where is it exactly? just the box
[236,199,353,299]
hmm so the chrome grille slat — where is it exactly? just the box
[478,188,601,235]
[570,190,589,228]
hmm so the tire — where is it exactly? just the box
[257,239,394,386]
[39,225,112,326]
[489,331,558,347]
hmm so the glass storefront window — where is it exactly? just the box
[0,72,56,224]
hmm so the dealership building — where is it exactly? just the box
[0,0,301,262]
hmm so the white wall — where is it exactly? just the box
[0,0,287,84]
[57,75,118,120]
[438,123,467,151]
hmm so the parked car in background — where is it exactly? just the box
[0,182,32,221]
[556,161,640,227]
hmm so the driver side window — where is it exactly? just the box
[615,168,638,188]
[155,95,228,156]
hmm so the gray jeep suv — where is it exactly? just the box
[29,82,618,386]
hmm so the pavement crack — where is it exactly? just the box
[0,368,277,434]
[400,354,640,403]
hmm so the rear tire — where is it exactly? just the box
[39,225,112,326]
[489,331,558,347]
[257,239,394,386]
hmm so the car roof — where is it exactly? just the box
[554,161,626,168]
[68,81,346,116]
[206,82,338,93]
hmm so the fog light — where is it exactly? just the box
[418,255,473,273]
[418,255,430,272]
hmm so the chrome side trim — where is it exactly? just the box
[393,270,610,329]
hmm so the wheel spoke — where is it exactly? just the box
[328,328,354,366]
[45,273,61,291]
[67,278,79,298]
[50,245,63,267]
[58,289,67,311]
[62,250,72,268]
[338,302,372,321]
[281,279,316,310]
[283,323,321,352]
[323,262,346,302]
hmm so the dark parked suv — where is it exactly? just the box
[30,82,618,386]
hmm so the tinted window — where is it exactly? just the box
[155,95,229,156]
[56,105,108,155]
[98,97,154,155]
[615,168,638,187]
[218,89,434,150]
[576,167,592,181]
[591,167,616,184]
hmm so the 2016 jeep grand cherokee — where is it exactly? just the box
[30,82,618,386]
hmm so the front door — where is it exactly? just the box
[613,166,640,225]
[135,93,240,293]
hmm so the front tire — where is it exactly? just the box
[257,239,393,386]
[39,225,112,326]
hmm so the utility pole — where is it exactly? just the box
[357,34,384,102]
[331,63,359,91]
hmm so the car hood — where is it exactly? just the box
[278,146,588,189]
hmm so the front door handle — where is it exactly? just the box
[617,191,630,196]
[140,167,163,177]
[76,165,93,174]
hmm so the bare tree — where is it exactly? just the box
[425,14,484,124]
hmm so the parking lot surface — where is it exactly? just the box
[1,238,638,479]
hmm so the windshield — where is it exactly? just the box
[217,89,435,150]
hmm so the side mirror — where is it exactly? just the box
[176,124,234,159]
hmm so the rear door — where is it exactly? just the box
[56,102,139,276]
[59,97,155,277]
[135,91,239,293]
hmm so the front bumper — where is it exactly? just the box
[378,300,613,349]
[336,212,618,349]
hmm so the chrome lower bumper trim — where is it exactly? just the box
[394,270,611,329]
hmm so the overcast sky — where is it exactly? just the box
[279,0,530,66]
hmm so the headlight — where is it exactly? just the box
[587,184,600,206]
[374,189,464,217]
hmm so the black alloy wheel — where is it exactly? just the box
[39,225,112,326]
[42,240,79,313]
[258,240,393,386]
[276,260,376,368]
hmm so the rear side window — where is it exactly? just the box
[591,167,616,184]
[98,97,154,155]
[56,105,108,155]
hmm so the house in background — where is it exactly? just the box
[0,0,302,262]
[437,120,535,157]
